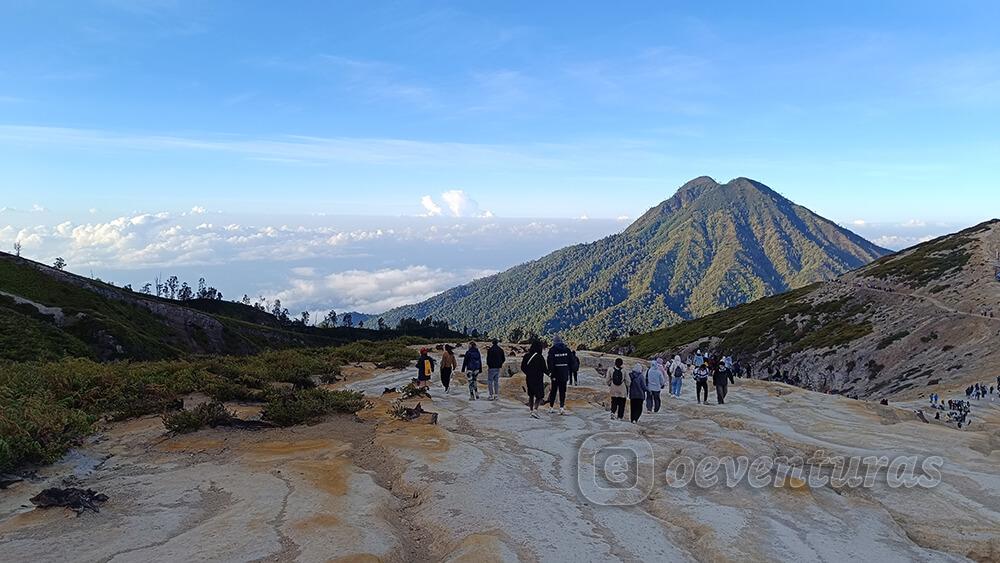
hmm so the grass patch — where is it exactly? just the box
[261,388,369,427]
[863,224,984,287]
[162,402,236,434]
[0,339,414,472]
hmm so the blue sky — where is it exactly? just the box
[1,1,998,314]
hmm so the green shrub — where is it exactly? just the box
[319,367,343,384]
[0,339,412,471]
[162,402,236,434]
[262,388,368,427]
[400,383,431,400]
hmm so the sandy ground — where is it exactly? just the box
[2,349,998,562]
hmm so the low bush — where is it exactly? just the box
[261,388,369,427]
[162,402,236,434]
[0,339,409,472]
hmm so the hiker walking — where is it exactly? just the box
[669,355,685,397]
[440,345,457,394]
[486,339,506,401]
[713,358,729,404]
[569,348,581,386]
[628,363,648,423]
[462,341,483,400]
[606,358,627,420]
[645,358,667,413]
[546,336,573,414]
[694,364,710,404]
[416,348,435,389]
[723,355,735,384]
[521,341,548,418]
[694,349,705,368]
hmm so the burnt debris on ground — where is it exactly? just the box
[30,487,109,515]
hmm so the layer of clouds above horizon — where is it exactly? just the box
[1,1,998,316]
[0,200,972,317]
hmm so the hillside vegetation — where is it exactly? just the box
[0,339,421,472]
[0,252,460,362]
[604,219,1000,399]
[382,176,887,343]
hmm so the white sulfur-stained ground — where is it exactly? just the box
[1,349,998,562]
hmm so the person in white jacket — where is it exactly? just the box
[645,357,667,413]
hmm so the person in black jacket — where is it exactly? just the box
[712,356,729,405]
[521,340,548,418]
[486,339,506,401]
[569,349,580,385]
[461,342,483,400]
[546,335,573,414]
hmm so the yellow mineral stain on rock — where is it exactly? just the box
[157,436,227,453]
[291,512,341,531]
[250,439,334,457]
[444,533,505,563]
[290,457,351,497]
[0,509,67,534]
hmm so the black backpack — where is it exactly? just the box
[612,368,623,386]
[673,365,683,378]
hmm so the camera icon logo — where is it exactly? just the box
[577,432,654,506]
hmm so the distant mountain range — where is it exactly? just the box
[382,176,889,343]
[609,219,1000,399]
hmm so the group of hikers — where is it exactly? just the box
[415,340,741,422]
[965,381,997,401]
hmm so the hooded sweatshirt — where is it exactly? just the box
[669,355,685,378]
[646,359,666,392]
[628,364,648,399]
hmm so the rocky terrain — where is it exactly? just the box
[2,348,997,562]
[381,177,888,343]
[614,219,1000,400]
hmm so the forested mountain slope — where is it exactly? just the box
[383,176,888,343]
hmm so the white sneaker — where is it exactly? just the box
[559,407,566,415]
[610,413,616,420]
[530,411,540,419]
[548,407,556,414]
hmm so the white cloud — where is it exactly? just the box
[616,215,630,222]
[31,204,46,213]
[873,234,936,250]
[275,265,496,313]
[420,195,443,216]
[440,190,477,217]
[851,219,867,227]
[420,190,493,218]
[190,206,207,214]
[900,219,926,228]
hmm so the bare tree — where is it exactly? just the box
[13,241,21,257]
[53,257,66,270]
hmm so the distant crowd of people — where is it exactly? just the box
[414,341,745,422]
[923,377,999,429]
